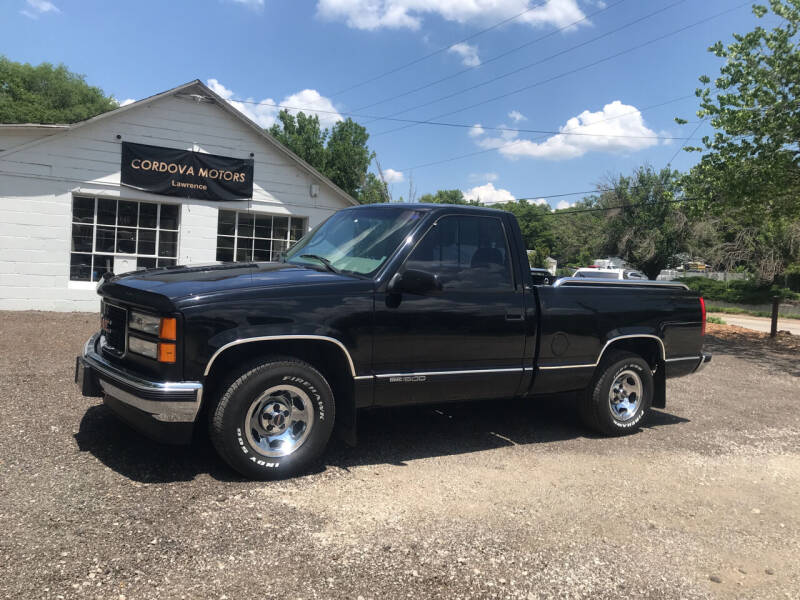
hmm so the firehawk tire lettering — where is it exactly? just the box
[580,350,653,436]
[210,358,335,480]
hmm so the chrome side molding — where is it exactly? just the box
[374,366,526,379]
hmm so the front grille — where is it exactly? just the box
[101,302,127,356]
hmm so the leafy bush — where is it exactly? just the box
[706,315,726,324]
[784,263,800,292]
[678,277,800,304]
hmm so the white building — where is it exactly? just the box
[0,80,356,312]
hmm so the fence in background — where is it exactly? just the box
[657,270,748,282]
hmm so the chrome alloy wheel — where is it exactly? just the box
[608,369,643,422]
[245,385,315,457]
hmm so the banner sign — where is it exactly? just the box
[121,142,254,201]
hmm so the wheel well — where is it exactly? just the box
[202,339,355,428]
[600,337,663,370]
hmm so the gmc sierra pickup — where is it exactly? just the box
[76,203,710,479]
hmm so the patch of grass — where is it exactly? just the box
[678,276,800,304]
[706,305,800,320]
[706,315,726,325]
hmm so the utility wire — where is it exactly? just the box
[226,94,700,140]
[367,0,686,125]
[352,0,627,113]
[396,94,698,171]
[666,118,707,166]
[538,195,689,217]
[498,117,713,217]
[374,1,750,137]
[329,1,550,97]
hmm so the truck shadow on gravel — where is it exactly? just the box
[704,334,800,377]
[75,398,689,484]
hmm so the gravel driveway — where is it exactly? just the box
[1,312,798,600]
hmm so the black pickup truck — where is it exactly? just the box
[76,203,710,479]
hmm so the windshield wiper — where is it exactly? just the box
[299,254,340,274]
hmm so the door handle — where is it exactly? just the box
[505,311,524,321]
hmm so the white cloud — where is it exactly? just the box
[281,89,344,129]
[119,98,136,107]
[463,182,516,205]
[383,168,404,183]
[207,79,343,129]
[531,197,549,206]
[449,42,481,67]
[556,199,576,210]
[472,100,659,161]
[20,0,59,18]
[316,0,587,31]
[468,123,485,138]
[508,110,527,122]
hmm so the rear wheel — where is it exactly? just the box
[209,358,335,479]
[580,350,653,435]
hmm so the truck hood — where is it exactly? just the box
[97,262,366,310]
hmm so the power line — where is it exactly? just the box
[491,119,715,217]
[366,0,686,126]
[224,94,701,141]
[329,1,550,97]
[666,118,706,166]
[396,94,699,171]
[539,195,689,217]
[374,1,750,137]
[352,0,627,113]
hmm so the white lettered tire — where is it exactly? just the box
[210,358,335,479]
[580,350,653,436]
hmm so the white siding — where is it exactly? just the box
[0,127,64,153]
[0,91,353,312]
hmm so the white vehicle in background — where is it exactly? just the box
[572,267,647,280]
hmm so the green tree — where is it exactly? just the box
[597,166,689,280]
[269,112,373,201]
[325,118,373,199]
[0,56,117,123]
[548,198,604,267]
[268,110,328,172]
[493,200,554,253]
[418,189,469,204]
[678,0,800,280]
[357,172,390,204]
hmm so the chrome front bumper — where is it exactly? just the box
[76,333,203,424]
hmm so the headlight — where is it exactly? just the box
[128,336,158,359]
[129,311,161,336]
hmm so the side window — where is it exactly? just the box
[405,216,512,290]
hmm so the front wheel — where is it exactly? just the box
[580,350,653,436]
[210,358,335,479]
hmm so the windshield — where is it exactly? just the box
[284,207,424,276]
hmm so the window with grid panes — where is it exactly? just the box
[216,210,307,262]
[70,196,180,281]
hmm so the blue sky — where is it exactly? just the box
[1,0,768,208]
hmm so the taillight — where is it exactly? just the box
[699,296,706,336]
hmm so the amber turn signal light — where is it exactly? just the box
[159,317,177,340]
[158,342,176,363]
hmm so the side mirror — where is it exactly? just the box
[388,269,443,295]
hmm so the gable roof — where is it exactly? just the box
[0,79,358,206]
